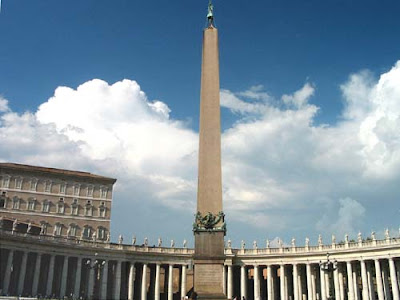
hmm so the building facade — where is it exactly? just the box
[0,163,116,241]
[0,228,399,300]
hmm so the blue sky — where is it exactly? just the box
[1,0,400,247]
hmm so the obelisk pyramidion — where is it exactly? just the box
[193,1,226,299]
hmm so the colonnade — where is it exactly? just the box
[225,257,400,300]
[0,248,189,300]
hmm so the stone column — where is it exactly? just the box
[241,265,248,300]
[32,253,42,296]
[114,260,122,300]
[60,256,69,298]
[141,263,148,300]
[223,265,227,295]
[227,265,233,299]
[306,263,313,300]
[46,254,55,296]
[374,259,385,300]
[360,260,369,300]
[168,264,174,300]
[181,265,187,298]
[267,265,273,300]
[382,261,392,300]
[298,267,303,300]
[101,260,109,300]
[346,261,355,300]
[389,257,400,300]
[155,264,161,300]
[3,249,14,295]
[324,272,330,299]
[367,262,376,300]
[17,250,28,295]
[280,264,286,300]
[338,265,345,300]
[88,264,95,299]
[74,257,82,298]
[128,262,136,300]
[319,266,327,300]
[353,269,360,300]
[254,265,261,300]
[293,264,299,300]
[333,268,341,300]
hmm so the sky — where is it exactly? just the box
[1,0,400,248]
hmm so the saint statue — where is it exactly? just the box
[207,0,214,26]
[118,234,123,245]
[253,240,257,249]
[318,234,323,246]
[158,237,162,247]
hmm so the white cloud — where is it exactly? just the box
[0,96,10,112]
[1,60,400,244]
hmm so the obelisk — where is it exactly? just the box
[193,1,226,299]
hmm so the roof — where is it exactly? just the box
[0,162,117,184]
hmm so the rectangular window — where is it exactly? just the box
[98,228,106,240]
[99,207,106,218]
[73,184,80,196]
[85,204,93,216]
[87,185,94,197]
[42,201,50,213]
[15,178,22,189]
[60,183,66,194]
[45,181,52,193]
[72,205,78,215]
[12,198,20,209]
[28,200,36,211]
[83,226,92,238]
[57,204,65,214]
[54,224,62,236]
[100,187,108,199]
[2,177,10,188]
[69,225,77,237]
[30,179,38,191]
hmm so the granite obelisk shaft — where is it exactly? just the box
[194,24,226,300]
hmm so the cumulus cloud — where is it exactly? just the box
[0,96,10,112]
[1,61,400,245]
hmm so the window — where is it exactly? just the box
[57,198,65,214]
[84,201,93,217]
[100,187,108,199]
[54,223,62,236]
[0,191,6,208]
[68,224,78,237]
[71,199,79,215]
[27,198,36,211]
[15,178,23,189]
[98,227,106,240]
[82,225,92,239]
[30,179,38,191]
[12,196,20,209]
[45,181,52,193]
[73,184,80,196]
[99,202,106,218]
[60,183,66,194]
[2,176,10,188]
[40,222,48,235]
[42,200,50,213]
[87,185,94,197]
